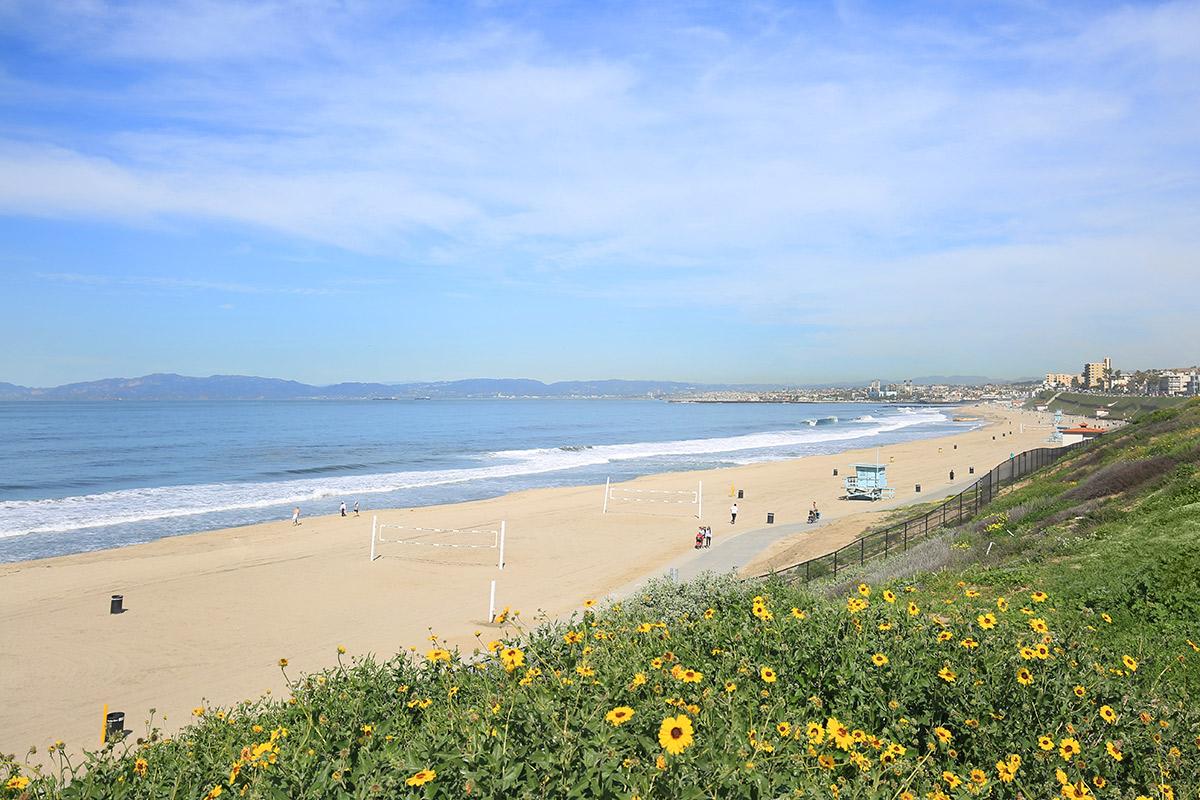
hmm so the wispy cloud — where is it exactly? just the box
[2,0,1199,378]
[35,271,340,295]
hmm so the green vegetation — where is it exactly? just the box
[1024,390,1187,421]
[6,402,1200,799]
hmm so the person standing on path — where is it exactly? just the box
[340,501,347,517]
[703,526,712,548]
[730,503,738,524]
[353,500,360,516]
[292,507,301,526]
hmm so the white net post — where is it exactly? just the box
[369,515,378,562]
[488,579,496,623]
[498,521,506,570]
[602,477,610,513]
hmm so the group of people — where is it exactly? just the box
[694,526,713,549]
[290,500,360,526]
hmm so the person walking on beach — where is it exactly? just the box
[292,507,301,526]
[340,501,347,517]
[949,469,955,481]
[353,500,360,516]
[730,503,738,524]
[703,526,712,548]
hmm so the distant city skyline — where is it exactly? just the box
[2,1,1198,386]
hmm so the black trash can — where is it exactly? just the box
[105,711,125,741]
[737,489,744,499]
[766,512,775,524]
[110,595,124,615]
[833,468,838,476]
[969,467,975,474]
[915,484,921,493]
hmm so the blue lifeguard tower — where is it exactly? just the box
[844,463,896,501]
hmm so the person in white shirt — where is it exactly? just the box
[340,501,347,517]
[730,503,738,524]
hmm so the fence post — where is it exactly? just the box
[805,560,811,583]
[833,550,838,576]
[860,537,865,566]
[903,520,909,551]
[884,528,889,558]
[959,491,963,522]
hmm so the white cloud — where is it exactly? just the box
[1,0,1198,373]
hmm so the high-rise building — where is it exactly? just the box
[1082,357,1111,389]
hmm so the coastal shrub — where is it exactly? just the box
[1061,456,1177,502]
[9,576,1199,800]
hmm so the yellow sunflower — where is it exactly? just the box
[658,714,695,755]
[605,706,635,726]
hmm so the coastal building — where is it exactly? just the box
[1058,423,1106,445]
[1158,371,1198,396]
[1043,372,1078,389]
[1082,358,1111,390]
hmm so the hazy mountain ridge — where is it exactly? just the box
[0,373,769,400]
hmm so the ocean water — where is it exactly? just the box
[0,400,973,562]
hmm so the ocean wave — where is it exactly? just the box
[0,409,948,538]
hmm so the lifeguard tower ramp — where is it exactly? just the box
[843,463,896,501]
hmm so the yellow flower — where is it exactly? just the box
[655,754,667,770]
[1122,654,1138,672]
[1016,668,1032,685]
[964,589,980,598]
[827,717,854,750]
[1101,612,1113,624]
[277,658,288,668]
[776,722,791,737]
[704,608,715,619]
[759,666,777,683]
[907,601,920,616]
[676,667,703,683]
[938,666,956,683]
[1073,685,1086,697]
[959,638,978,649]
[631,672,647,687]
[583,598,596,607]
[976,613,997,630]
[942,770,962,789]
[564,630,583,645]
[1106,741,1123,761]
[6,776,30,791]
[658,714,695,755]
[336,645,346,654]
[970,768,987,786]
[857,583,871,597]
[605,706,635,726]
[650,657,663,669]
[817,753,835,770]
[723,680,736,693]
[933,726,952,744]
[1059,736,1082,761]
[1029,618,1049,634]
[882,589,896,603]
[790,607,807,619]
[426,648,451,662]
[806,721,825,743]
[192,707,205,717]
[486,639,503,652]
[1099,705,1117,724]
[204,786,223,799]
[1031,590,1048,602]
[937,630,954,643]
[499,647,524,672]
[871,653,888,667]
[405,769,436,787]
[996,596,1008,612]
[1038,735,1056,751]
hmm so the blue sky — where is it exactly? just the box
[1,0,1198,386]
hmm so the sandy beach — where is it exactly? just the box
[0,404,1075,759]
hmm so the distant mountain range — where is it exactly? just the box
[0,373,1033,401]
[0,373,784,401]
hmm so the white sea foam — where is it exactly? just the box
[0,409,949,538]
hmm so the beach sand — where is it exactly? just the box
[0,404,1072,758]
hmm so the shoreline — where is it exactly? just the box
[0,404,1078,758]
